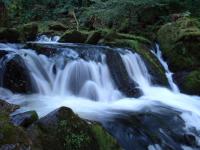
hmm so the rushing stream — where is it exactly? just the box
[0,38,200,150]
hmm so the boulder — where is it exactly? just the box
[173,70,200,95]
[106,50,141,97]
[28,107,121,150]
[0,54,36,93]
[0,28,20,43]
[157,17,200,72]
[0,100,31,149]
[11,111,39,128]
[0,99,19,114]
[59,30,89,43]
[104,106,200,150]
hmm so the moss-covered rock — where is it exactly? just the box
[157,17,200,73]
[1,54,36,94]
[174,70,200,95]
[91,124,121,150]
[0,99,19,114]
[11,111,39,128]
[0,100,31,149]
[59,30,89,43]
[28,107,121,150]
[0,28,20,43]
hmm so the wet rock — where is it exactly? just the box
[183,134,197,146]
[59,30,88,43]
[0,99,19,114]
[106,50,141,97]
[0,28,20,43]
[0,101,32,149]
[1,54,36,93]
[11,111,38,128]
[0,50,8,59]
[103,106,200,150]
[28,107,121,150]
[26,43,58,57]
[173,70,200,95]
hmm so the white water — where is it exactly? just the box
[19,50,122,101]
[36,35,60,43]
[120,51,152,92]
[1,43,200,149]
[151,44,180,93]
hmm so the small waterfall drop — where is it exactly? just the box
[36,35,60,43]
[151,44,180,93]
[120,51,152,92]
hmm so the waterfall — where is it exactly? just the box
[120,51,152,91]
[1,42,200,150]
[151,44,180,93]
[18,49,122,101]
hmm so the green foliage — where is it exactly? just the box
[1,0,91,24]
[2,0,200,28]
[183,70,200,95]
[91,124,121,150]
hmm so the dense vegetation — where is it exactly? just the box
[1,0,200,28]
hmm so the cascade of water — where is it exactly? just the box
[18,49,123,101]
[1,42,200,150]
[151,44,180,93]
[120,51,152,92]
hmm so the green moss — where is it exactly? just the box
[157,17,200,72]
[0,113,29,146]
[91,124,121,150]
[183,70,200,95]
[57,120,92,150]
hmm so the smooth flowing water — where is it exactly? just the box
[151,44,180,93]
[0,40,200,150]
